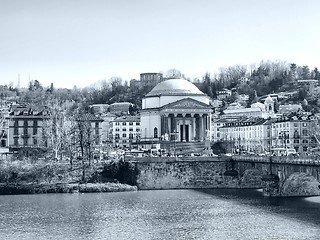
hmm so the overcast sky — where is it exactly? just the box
[1,0,319,89]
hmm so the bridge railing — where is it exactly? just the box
[232,155,320,166]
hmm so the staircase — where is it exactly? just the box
[161,141,210,156]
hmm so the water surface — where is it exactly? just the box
[1,189,320,240]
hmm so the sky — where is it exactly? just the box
[1,0,320,89]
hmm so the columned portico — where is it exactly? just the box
[159,112,210,142]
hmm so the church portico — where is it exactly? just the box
[160,112,210,142]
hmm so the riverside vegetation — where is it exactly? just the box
[0,155,138,195]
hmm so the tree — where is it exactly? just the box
[311,67,320,80]
[41,101,76,163]
[165,69,182,79]
[301,65,310,79]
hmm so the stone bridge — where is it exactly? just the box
[129,155,320,197]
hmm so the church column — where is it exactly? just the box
[168,115,171,134]
[191,113,195,141]
[161,115,164,136]
[207,114,211,141]
[199,114,203,141]
[172,113,177,141]
[203,114,207,140]
[182,113,186,142]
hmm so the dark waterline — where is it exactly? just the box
[1,189,320,240]
[197,188,320,226]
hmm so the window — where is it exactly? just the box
[122,122,126,126]
[95,122,99,128]
[33,120,38,127]
[14,124,18,135]
[294,139,299,144]
[136,122,140,126]
[115,134,120,139]
[154,127,158,138]
[302,139,308,143]
[303,146,308,152]
[116,128,120,132]
[129,128,133,132]
[302,129,308,136]
[14,137,18,146]
[23,138,28,146]
[122,128,126,132]
[293,130,299,139]
[129,133,133,139]
[129,122,133,125]
[294,123,298,127]
[33,138,37,145]
[122,133,126,138]
[33,127,37,135]
[136,128,140,132]
[115,122,120,126]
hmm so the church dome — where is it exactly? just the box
[145,78,205,97]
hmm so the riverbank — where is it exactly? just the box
[0,182,137,195]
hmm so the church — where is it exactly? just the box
[140,78,212,152]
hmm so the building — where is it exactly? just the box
[140,78,212,152]
[6,105,50,152]
[99,112,117,144]
[223,96,275,119]
[89,104,109,115]
[217,89,232,100]
[279,104,303,115]
[140,72,163,85]
[109,102,133,116]
[0,106,9,148]
[109,115,140,148]
[218,117,271,153]
[216,114,316,155]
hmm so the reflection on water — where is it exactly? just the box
[0,189,320,240]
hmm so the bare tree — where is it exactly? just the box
[165,68,182,79]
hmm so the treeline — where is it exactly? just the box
[1,60,320,112]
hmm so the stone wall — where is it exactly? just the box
[130,156,320,197]
[132,157,261,190]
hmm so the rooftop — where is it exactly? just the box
[145,78,205,97]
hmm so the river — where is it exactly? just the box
[0,189,320,240]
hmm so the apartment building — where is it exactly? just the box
[110,115,140,148]
[217,114,316,155]
[7,105,49,151]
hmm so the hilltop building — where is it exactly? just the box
[140,72,163,85]
[223,95,276,119]
[109,102,133,116]
[89,104,109,115]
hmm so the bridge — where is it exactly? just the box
[129,155,320,197]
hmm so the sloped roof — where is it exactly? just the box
[75,113,103,122]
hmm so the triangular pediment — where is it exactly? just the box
[161,98,211,110]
